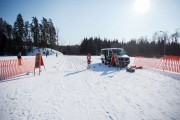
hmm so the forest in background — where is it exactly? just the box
[60,32,180,57]
[0,13,180,57]
[0,13,58,55]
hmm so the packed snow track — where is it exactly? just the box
[0,55,180,120]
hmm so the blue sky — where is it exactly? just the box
[0,0,180,45]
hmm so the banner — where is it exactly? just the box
[34,53,45,75]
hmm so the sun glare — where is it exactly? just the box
[133,0,151,15]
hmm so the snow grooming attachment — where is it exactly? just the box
[130,65,143,69]
[126,67,135,73]
[126,65,143,73]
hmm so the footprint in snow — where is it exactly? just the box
[106,112,114,120]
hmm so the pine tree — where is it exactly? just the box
[31,17,39,48]
[41,17,48,49]
[13,13,25,54]
[48,18,56,50]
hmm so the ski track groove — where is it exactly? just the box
[58,56,91,119]
[69,56,91,120]
[32,75,59,119]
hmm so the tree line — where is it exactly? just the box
[60,31,180,57]
[0,13,58,55]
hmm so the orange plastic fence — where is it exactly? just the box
[0,58,35,80]
[134,56,180,73]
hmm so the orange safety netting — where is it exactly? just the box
[134,56,180,73]
[0,58,35,80]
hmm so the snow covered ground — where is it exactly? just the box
[0,53,180,120]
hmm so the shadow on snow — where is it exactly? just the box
[0,72,34,83]
[89,63,126,76]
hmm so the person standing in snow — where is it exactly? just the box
[107,52,112,67]
[56,52,58,57]
[87,53,91,69]
[17,52,22,65]
[46,50,48,57]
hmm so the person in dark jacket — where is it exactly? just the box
[17,52,22,65]
[56,52,58,57]
[107,55,112,67]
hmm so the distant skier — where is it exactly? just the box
[87,53,91,69]
[46,50,49,57]
[17,52,22,65]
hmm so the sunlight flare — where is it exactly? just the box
[133,0,151,15]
